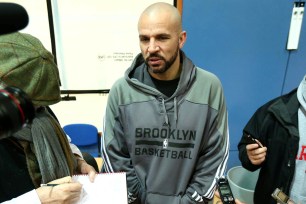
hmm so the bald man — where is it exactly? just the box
[102,3,229,204]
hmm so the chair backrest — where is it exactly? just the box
[63,123,100,157]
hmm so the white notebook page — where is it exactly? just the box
[72,172,127,204]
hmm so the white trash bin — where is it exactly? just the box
[227,166,260,204]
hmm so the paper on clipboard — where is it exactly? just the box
[72,172,128,204]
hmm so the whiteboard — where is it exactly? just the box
[52,0,175,90]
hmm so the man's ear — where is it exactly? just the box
[179,31,187,48]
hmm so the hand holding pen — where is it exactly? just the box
[37,176,82,204]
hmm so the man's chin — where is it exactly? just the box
[150,66,166,74]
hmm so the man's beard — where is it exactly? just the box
[145,46,179,74]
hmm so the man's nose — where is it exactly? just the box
[147,40,160,53]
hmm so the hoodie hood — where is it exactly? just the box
[124,51,196,100]
[297,75,306,111]
[123,50,196,128]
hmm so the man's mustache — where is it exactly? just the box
[145,54,165,62]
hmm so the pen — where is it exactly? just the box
[40,183,59,187]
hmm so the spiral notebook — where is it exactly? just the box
[72,172,127,204]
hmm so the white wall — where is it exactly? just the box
[0,0,52,50]
[50,94,108,132]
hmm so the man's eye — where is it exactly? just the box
[139,37,149,42]
[157,36,170,41]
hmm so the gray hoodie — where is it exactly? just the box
[102,51,229,204]
[290,75,306,203]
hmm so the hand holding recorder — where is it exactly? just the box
[215,178,246,204]
[245,135,267,166]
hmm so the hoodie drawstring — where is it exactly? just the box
[174,97,178,127]
[160,97,178,128]
[161,98,169,126]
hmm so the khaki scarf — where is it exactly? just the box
[13,107,76,187]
